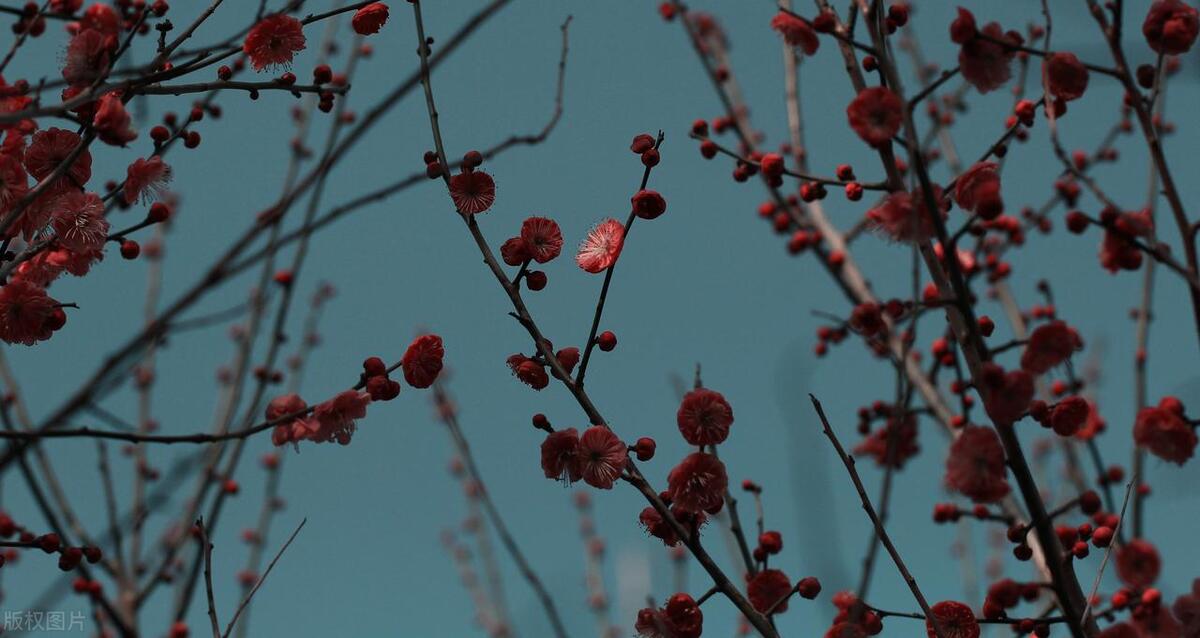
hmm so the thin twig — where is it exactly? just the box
[222,519,306,638]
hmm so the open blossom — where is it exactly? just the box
[945,425,1011,503]
[243,14,306,71]
[846,87,902,147]
[854,414,919,468]
[52,191,109,253]
[79,3,120,36]
[639,505,704,547]
[62,28,111,87]
[1134,398,1196,465]
[748,569,793,614]
[636,593,704,638]
[311,390,371,445]
[401,334,444,388]
[953,161,1003,220]
[25,128,91,186]
[1116,539,1161,588]
[351,2,390,36]
[1133,605,1183,638]
[0,153,29,217]
[500,236,530,265]
[770,11,819,55]
[676,388,734,445]
[507,354,549,390]
[1044,52,1089,102]
[46,245,103,278]
[925,601,980,638]
[667,452,727,514]
[266,393,309,447]
[577,426,627,489]
[540,427,582,483]
[980,363,1034,425]
[1173,579,1200,637]
[1097,624,1139,638]
[448,170,495,215]
[576,218,625,273]
[1100,209,1153,273]
[123,157,172,205]
[1143,0,1199,55]
[555,347,580,376]
[267,393,307,420]
[826,623,869,638]
[92,93,136,146]
[519,216,563,263]
[1048,396,1090,437]
[0,279,61,346]
[955,10,1018,94]
[1020,320,1082,374]
[867,187,947,244]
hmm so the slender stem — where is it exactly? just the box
[810,395,946,638]
[576,130,664,388]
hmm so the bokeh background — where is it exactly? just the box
[3,1,1199,636]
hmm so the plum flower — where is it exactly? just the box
[401,334,444,389]
[52,191,109,253]
[1133,605,1182,638]
[79,3,120,36]
[667,452,727,514]
[980,363,1034,425]
[854,413,919,468]
[1020,320,1082,374]
[867,187,947,244]
[46,244,103,278]
[631,190,667,220]
[61,28,111,87]
[507,354,549,390]
[1172,579,1200,637]
[576,218,625,273]
[639,505,704,547]
[243,14,306,71]
[577,426,627,489]
[636,593,704,638]
[1044,52,1090,102]
[92,93,136,146]
[1143,0,1199,55]
[266,393,307,421]
[25,128,91,186]
[123,157,172,205]
[1099,209,1154,273]
[0,154,29,217]
[846,87,902,147]
[500,236,530,265]
[519,216,563,263]
[0,279,60,346]
[748,569,793,614]
[953,162,1003,220]
[676,388,734,445]
[311,390,371,445]
[945,425,1011,503]
[352,2,389,36]
[266,393,310,447]
[448,169,496,214]
[925,601,980,638]
[956,13,1018,94]
[1116,539,1161,589]
[1134,398,1196,465]
[540,428,581,483]
[770,11,819,55]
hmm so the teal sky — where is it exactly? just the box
[3,1,1199,636]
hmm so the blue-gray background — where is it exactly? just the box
[3,1,1199,636]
